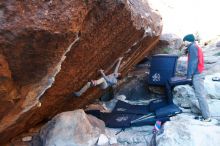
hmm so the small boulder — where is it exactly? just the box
[173,85,197,109]
[173,84,220,118]
[204,73,220,99]
[39,109,105,146]
[157,114,220,146]
[97,134,109,146]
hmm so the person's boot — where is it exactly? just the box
[195,116,212,122]
[202,118,212,122]
[74,82,91,97]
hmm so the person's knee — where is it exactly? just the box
[87,81,91,86]
[90,80,95,86]
[197,96,208,104]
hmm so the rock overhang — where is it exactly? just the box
[0,0,162,144]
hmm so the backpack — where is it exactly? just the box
[196,44,204,73]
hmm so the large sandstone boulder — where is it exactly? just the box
[39,109,105,146]
[0,0,162,144]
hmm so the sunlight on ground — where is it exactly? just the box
[148,0,220,41]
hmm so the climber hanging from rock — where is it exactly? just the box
[73,57,123,97]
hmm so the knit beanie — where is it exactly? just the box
[183,34,195,42]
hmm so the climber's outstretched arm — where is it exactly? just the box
[114,57,123,74]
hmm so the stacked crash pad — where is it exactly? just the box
[85,99,182,128]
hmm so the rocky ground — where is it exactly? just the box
[7,35,220,146]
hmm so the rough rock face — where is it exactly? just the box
[0,0,162,144]
[157,114,220,146]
